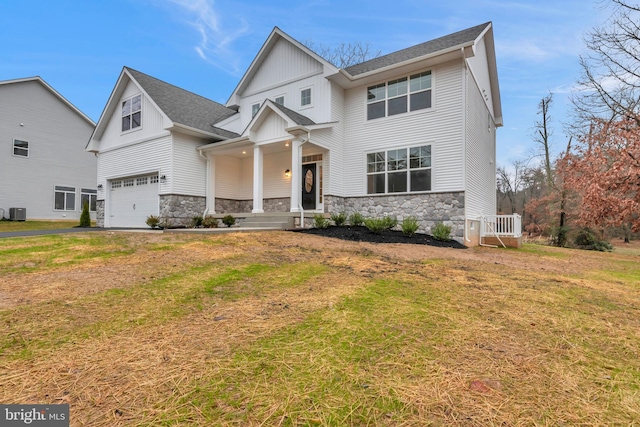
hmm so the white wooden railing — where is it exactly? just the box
[480,214,522,238]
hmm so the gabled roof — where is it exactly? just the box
[344,22,491,77]
[270,102,315,126]
[125,68,239,139]
[0,76,95,126]
[226,27,339,107]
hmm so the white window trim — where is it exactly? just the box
[274,94,285,106]
[251,102,260,118]
[12,139,29,158]
[54,185,77,211]
[365,69,434,121]
[121,93,142,134]
[365,143,433,195]
[300,86,313,109]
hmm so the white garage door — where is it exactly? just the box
[109,175,159,228]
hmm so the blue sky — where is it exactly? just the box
[0,0,606,168]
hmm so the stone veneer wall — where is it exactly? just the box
[159,194,206,228]
[324,192,465,238]
[96,200,105,228]
[215,198,290,214]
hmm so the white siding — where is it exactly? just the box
[215,155,251,200]
[465,70,496,219]
[97,134,172,201]
[172,133,207,196]
[263,151,291,198]
[99,80,168,151]
[0,80,96,220]
[341,60,465,198]
[244,38,323,95]
[253,112,290,143]
[466,37,495,118]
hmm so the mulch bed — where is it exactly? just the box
[293,225,467,249]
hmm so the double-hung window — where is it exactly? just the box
[251,103,260,118]
[300,88,312,107]
[54,186,76,211]
[366,145,431,194]
[80,189,97,212]
[122,94,142,132]
[275,95,285,106]
[367,70,432,120]
[13,139,29,157]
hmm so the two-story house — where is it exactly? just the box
[87,22,501,244]
[1,77,97,221]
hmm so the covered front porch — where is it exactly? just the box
[198,101,333,219]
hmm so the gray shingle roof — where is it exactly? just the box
[344,22,490,76]
[125,67,239,139]
[270,101,316,126]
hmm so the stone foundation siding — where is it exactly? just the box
[159,195,206,228]
[215,197,291,214]
[96,200,105,228]
[324,192,465,238]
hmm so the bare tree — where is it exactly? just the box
[496,160,529,214]
[533,93,555,189]
[303,40,381,68]
[572,0,640,126]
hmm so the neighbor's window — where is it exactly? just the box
[122,94,142,132]
[80,188,97,212]
[300,88,311,107]
[275,95,285,106]
[13,139,29,157]
[366,145,431,194]
[251,103,260,118]
[54,186,76,211]
[367,70,432,120]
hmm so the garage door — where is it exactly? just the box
[109,175,159,228]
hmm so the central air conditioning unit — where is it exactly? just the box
[9,207,26,221]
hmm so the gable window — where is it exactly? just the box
[54,186,76,211]
[13,139,29,157]
[300,88,311,107]
[80,188,97,212]
[366,145,431,194]
[366,70,432,120]
[122,94,142,132]
[275,96,285,106]
[251,103,260,118]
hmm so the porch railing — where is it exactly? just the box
[480,214,522,238]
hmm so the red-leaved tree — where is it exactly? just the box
[562,115,640,232]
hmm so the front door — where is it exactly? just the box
[302,163,316,210]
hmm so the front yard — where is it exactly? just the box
[0,231,638,426]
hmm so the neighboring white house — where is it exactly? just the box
[87,22,502,244]
[0,77,97,221]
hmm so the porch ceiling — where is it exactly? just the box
[205,140,326,159]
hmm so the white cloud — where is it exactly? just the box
[163,0,249,75]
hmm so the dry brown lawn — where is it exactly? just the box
[0,231,638,426]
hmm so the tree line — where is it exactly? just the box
[498,0,640,247]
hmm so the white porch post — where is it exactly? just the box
[252,145,264,213]
[207,155,216,214]
[290,138,303,212]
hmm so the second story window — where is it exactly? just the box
[275,96,285,106]
[252,103,260,118]
[13,139,29,157]
[300,88,311,107]
[367,70,432,120]
[122,94,142,132]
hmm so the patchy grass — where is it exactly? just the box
[0,219,93,232]
[0,231,639,426]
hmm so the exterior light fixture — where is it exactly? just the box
[160,175,166,182]
[284,169,291,178]
[285,142,290,147]
[97,184,103,189]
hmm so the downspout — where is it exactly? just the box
[298,130,311,227]
[461,47,472,243]
[198,148,210,218]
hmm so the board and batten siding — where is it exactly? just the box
[98,80,168,152]
[253,112,291,143]
[171,133,207,197]
[464,70,496,220]
[340,60,465,198]
[97,134,172,201]
[465,36,495,118]
[0,80,96,220]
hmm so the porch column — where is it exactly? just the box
[207,155,216,214]
[290,138,303,212]
[252,145,264,213]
